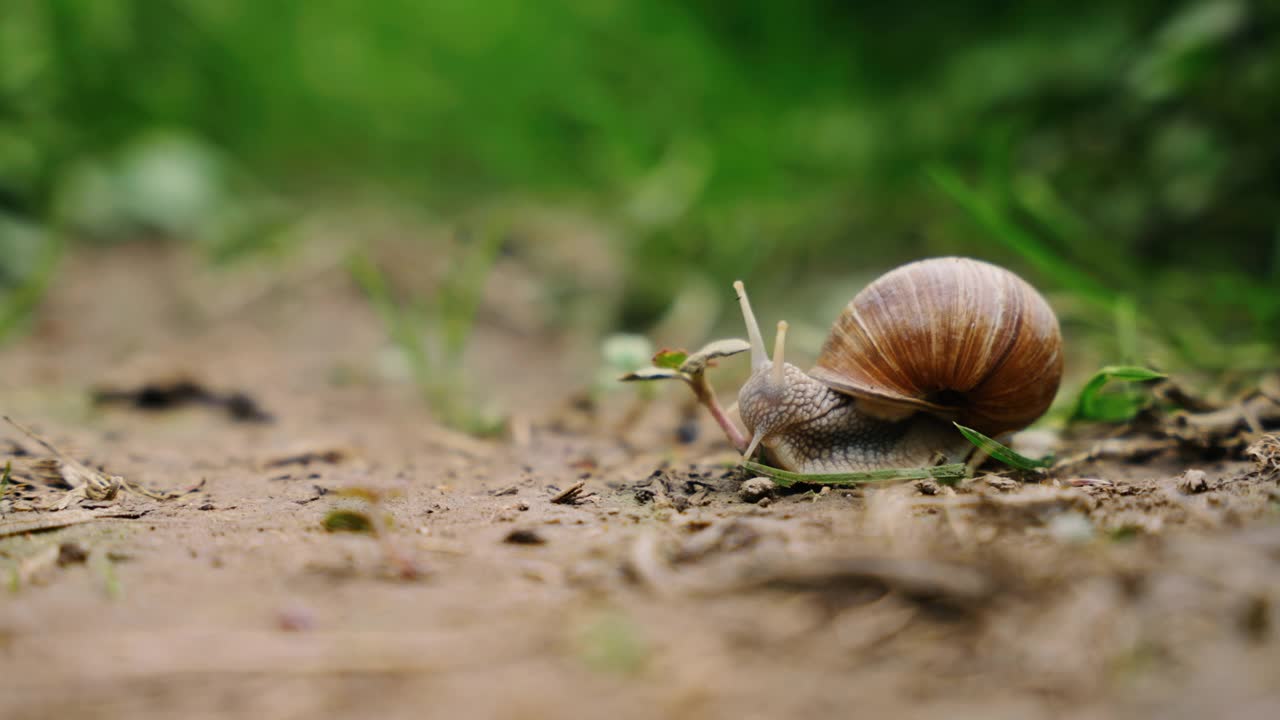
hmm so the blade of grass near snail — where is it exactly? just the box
[953,423,1052,471]
[742,460,967,488]
[1071,365,1167,422]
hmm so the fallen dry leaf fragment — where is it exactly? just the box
[1245,434,1280,477]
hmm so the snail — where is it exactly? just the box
[632,257,1063,474]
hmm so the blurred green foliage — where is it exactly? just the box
[1,0,1277,362]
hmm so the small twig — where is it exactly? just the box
[0,509,151,538]
[550,480,588,505]
[1170,394,1280,439]
[1052,437,1179,470]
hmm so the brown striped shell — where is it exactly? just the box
[808,257,1063,437]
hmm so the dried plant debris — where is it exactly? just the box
[550,479,595,505]
[1053,377,1280,470]
[4,416,123,509]
[1168,393,1280,445]
[265,449,348,468]
[2,416,203,510]
[92,378,273,423]
[0,508,151,538]
[1246,434,1280,477]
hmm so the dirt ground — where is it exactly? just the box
[2,244,1279,720]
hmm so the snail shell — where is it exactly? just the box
[808,257,1063,437]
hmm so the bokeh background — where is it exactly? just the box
[2,0,1276,389]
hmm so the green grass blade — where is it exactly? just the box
[1072,365,1166,422]
[1,461,10,502]
[347,251,432,376]
[742,460,967,488]
[651,349,688,370]
[928,166,1114,308]
[953,423,1052,471]
[0,234,63,344]
[346,251,400,336]
[440,226,505,361]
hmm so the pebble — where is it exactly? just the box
[739,477,777,504]
[1177,469,1209,494]
[504,528,546,545]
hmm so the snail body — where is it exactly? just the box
[734,257,1063,473]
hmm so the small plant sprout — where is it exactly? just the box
[348,228,506,436]
[1071,365,1167,423]
[619,336,751,451]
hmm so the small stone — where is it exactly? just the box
[517,501,530,511]
[1046,512,1094,544]
[983,476,1020,493]
[57,542,88,566]
[756,496,773,508]
[503,528,546,545]
[277,605,316,632]
[739,477,777,504]
[914,479,940,496]
[1177,469,1209,494]
[675,419,699,444]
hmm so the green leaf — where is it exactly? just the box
[322,509,375,533]
[742,460,967,488]
[954,423,1052,471]
[1073,365,1167,422]
[0,461,10,501]
[652,349,689,369]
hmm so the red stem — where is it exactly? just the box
[689,373,747,452]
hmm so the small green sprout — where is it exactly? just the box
[1072,365,1167,422]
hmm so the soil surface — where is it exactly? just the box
[3,244,1279,719]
